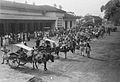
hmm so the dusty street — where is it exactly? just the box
[0,29,120,82]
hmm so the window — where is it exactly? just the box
[57,18,63,27]
[65,21,68,29]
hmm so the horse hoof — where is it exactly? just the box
[87,56,90,58]
[44,68,47,71]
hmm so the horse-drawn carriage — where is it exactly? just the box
[8,43,34,68]
[38,38,77,59]
[8,43,54,71]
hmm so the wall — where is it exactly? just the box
[45,12,64,29]
[45,12,78,30]
[63,19,76,29]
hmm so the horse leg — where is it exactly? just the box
[43,61,47,71]
[101,33,104,38]
[73,48,75,53]
[6,59,9,64]
[35,62,38,69]
[70,48,74,54]
[1,58,5,64]
[56,52,60,59]
[32,61,35,70]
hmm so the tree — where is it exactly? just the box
[79,15,102,26]
[101,0,120,25]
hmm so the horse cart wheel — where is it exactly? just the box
[9,58,20,68]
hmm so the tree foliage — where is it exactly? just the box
[79,15,102,27]
[101,0,120,25]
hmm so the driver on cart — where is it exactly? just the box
[45,41,51,53]
[16,48,27,58]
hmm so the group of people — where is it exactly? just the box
[0,33,31,47]
[33,25,111,58]
[0,25,111,64]
[79,41,91,57]
[55,27,93,57]
[34,26,96,58]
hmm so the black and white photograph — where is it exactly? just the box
[0,0,120,82]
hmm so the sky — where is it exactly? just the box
[5,0,110,17]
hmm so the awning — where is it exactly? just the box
[0,13,57,20]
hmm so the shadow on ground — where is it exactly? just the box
[55,56,89,63]
[89,57,108,61]
[11,64,70,79]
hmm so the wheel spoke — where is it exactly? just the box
[9,59,19,68]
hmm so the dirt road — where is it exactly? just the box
[0,30,120,82]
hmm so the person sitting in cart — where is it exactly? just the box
[1,46,10,64]
[39,42,46,51]
[45,41,51,53]
[23,42,28,53]
[17,48,27,58]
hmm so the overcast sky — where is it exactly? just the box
[6,0,110,17]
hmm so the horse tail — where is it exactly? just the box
[49,55,54,62]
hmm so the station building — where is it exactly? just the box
[0,0,80,35]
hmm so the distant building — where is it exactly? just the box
[0,0,80,35]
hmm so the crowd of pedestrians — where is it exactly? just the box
[0,25,113,64]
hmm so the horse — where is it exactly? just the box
[9,50,54,71]
[50,41,76,59]
[37,39,76,59]
[57,45,70,59]
[36,52,54,71]
[30,48,54,71]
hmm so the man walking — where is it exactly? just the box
[35,38,40,48]
[1,46,10,64]
[85,42,91,58]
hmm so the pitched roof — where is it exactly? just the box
[0,0,66,13]
[0,13,57,20]
[63,13,81,19]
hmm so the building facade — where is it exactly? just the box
[0,0,80,35]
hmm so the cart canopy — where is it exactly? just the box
[15,43,33,51]
[43,37,59,46]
